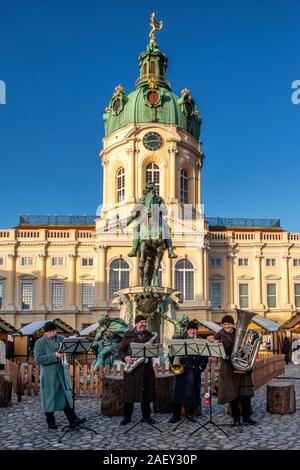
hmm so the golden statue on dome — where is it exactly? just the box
[149,12,163,44]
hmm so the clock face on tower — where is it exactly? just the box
[142,132,163,151]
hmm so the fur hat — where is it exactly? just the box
[43,321,57,332]
[187,321,198,330]
[221,315,234,325]
[134,314,146,324]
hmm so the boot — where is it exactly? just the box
[168,248,177,259]
[45,412,58,430]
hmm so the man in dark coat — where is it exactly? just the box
[214,315,256,426]
[282,336,291,364]
[118,314,156,425]
[168,321,209,423]
[34,321,86,430]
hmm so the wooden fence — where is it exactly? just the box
[5,354,285,402]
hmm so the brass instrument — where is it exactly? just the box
[170,333,198,375]
[170,355,184,375]
[124,332,158,374]
[231,309,263,373]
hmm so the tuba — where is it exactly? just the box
[231,310,263,373]
[124,332,158,374]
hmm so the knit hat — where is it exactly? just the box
[135,314,146,324]
[187,321,198,330]
[43,321,57,332]
[221,315,234,325]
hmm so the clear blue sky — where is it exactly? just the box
[0,0,299,230]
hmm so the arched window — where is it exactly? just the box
[146,163,160,194]
[116,167,125,203]
[180,169,188,203]
[109,258,130,301]
[174,259,194,301]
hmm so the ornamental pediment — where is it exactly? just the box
[237,274,254,280]
[49,275,68,280]
[79,274,95,281]
[293,274,300,280]
[209,274,225,280]
[265,274,281,280]
[18,274,37,280]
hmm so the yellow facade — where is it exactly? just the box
[1,28,300,332]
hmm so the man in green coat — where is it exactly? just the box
[214,315,256,427]
[34,321,86,430]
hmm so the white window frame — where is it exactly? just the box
[50,256,65,268]
[174,259,195,302]
[0,281,4,309]
[210,281,223,309]
[265,258,277,268]
[81,257,94,267]
[238,283,249,308]
[81,283,94,311]
[20,281,34,311]
[180,169,189,204]
[266,282,277,308]
[116,167,125,203]
[210,257,223,268]
[146,163,160,195]
[294,283,300,309]
[238,258,249,267]
[50,282,65,311]
[20,256,34,268]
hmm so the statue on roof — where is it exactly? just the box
[149,12,163,44]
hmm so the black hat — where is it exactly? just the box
[221,315,234,325]
[44,321,57,332]
[135,314,146,324]
[187,321,198,330]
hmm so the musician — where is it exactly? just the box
[168,321,211,423]
[118,314,156,425]
[214,315,256,426]
[34,321,86,430]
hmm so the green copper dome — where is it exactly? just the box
[103,41,201,140]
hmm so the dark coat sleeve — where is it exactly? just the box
[118,333,131,362]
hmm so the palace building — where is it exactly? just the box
[1,23,300,332]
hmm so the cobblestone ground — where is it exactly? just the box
[1,364,300,450]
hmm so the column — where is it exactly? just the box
[226,252,235,309]
[102,159,108,211]
[165,256,172,289]
[37,253,47,310]
[94,245,107,307]
[67,253,77,310]
[131,257,140,287]
[196,162,202,207]
[168,147,178,202]
[282,254,291,308]
[6,253,16,310]
[254,253,264,309]
[127,148,136,202]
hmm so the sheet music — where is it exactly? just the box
[168,339,226,359]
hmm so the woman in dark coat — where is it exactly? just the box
[118,314,156,425]
[214,315,256,426]
[282,336,291,364]
[168,321,209,423]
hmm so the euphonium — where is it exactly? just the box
[231,310,263,373]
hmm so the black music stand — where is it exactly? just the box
[168,339,204,431]
[124,342,163,435]
[188,340,229,438]
[58,337,98,442]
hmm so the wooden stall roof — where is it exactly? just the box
[250,316,280,332]
[280,314,300,330]
[19,318,78,336]
[0,317,19,334]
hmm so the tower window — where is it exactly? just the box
[180,169,188,203]
[143,63,147,76]
[150,61,156,76]
[117,167,125,203]
[146,163,160,195]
